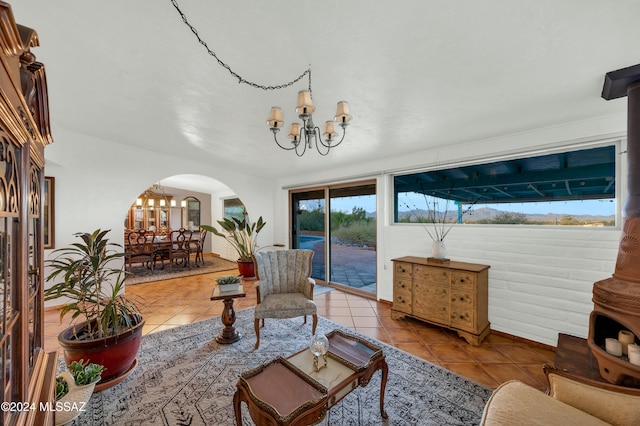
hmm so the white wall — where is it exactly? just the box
[44,128,276,302]
[275,114,627,346]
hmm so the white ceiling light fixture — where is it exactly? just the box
[170,0,351,157]
[267,70,352,157]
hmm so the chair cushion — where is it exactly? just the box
[480,380,610,426]
[547,370,640,426]
[255,293,317,320]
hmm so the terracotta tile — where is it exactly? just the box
[325,316,355,329]
[481,363,531,386]
[165,313,202,325]
[460,344,513,363]
[427,343,475,363]
[352,316,382,328]
[347,299,373,308]
[386,328,421,345]
[414,327,458,344]
[349,307,377,317]
[439,362,500,389]
[323,299,350,308]
[518,364,549,391]
[355,327,390,343]
[143,313,176,325]
[493,344,554,364]
[378,315,412,329]
[395,342,438,363]
[326,306,351,316]
[484,333,517,345]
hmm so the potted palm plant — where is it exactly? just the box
[45,229,145,389]
[200,214,265,278]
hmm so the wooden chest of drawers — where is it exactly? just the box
[391,256,490,345]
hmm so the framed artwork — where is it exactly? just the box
[44,176,54,249]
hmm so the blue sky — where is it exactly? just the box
[325,195,615,217]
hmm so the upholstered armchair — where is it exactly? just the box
[253,249,318,349]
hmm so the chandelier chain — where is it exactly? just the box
[170,0,310,91]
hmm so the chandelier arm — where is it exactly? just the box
[312,127,332,156]
[294,126,308,157]
[170,0,310,91]
[272,131,297,151]
[317,125,347,150]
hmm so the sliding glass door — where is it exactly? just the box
[291,181,377,295]
[291,190,326,282]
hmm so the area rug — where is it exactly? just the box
[125,256,238,285]
[65,309,492,425]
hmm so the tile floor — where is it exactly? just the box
[43,269,556,392]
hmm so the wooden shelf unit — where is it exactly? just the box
[391,256,490,346]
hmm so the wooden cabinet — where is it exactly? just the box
[391,256,490,345]
[126,190,174,233]
[0,3,56,424]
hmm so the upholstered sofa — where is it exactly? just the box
[480,365,640,426]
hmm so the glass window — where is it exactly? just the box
[223,198,246,221]
[394,145,616,226]
[183,197,200,229]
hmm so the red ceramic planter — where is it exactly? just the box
[237,259,255,278]
[58,316,145,388]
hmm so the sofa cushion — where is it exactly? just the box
[254,293,317,320]
[546,368,640,426]
[480,380,610,426]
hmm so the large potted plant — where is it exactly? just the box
[45,229,145,389]
[201,214,265,278]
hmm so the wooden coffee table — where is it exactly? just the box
[233,330,388,425]
[210,284,246,344]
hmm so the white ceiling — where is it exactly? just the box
[13,1,640,183]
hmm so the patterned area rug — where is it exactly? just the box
[125,256,238,285]
[66,309,492,425]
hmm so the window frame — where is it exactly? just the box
[391,141,621,228]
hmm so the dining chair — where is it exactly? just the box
[252,249,317,349]
[192,228,207,266]
[126,229,156,272]
[168,228,191,269]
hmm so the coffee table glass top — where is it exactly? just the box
[326,330,380,369]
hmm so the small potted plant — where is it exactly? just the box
[216,274,242,292]
[201,213,266,278]
[55,360,104,425]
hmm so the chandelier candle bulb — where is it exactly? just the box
[296,90,315,115]
[618,330,635,355]
[267,107,284,128]
[335,101,352,123]
[605,338,623,356]
[288,123,301,141]
[323,121,338,140]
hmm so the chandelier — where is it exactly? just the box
[267,82,352,156]
[170,0,352,157]
[136,183,176,209]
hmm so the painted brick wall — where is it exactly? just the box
[381,224,620,346]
